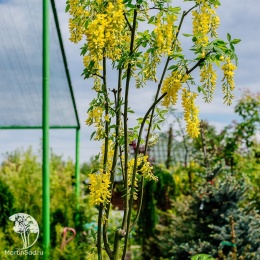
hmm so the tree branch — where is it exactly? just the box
[123,93,167,252]
[124,12,132,32]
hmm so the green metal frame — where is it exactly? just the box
[43,1,81,257]
[0,126,78,129]
[49,2,81,237]
[0,1,81,257]
[42,0,50,258]
[50,0,80,128]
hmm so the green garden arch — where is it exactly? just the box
[0,1,80,257]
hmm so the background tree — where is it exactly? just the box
[138,90,260,260]
[0,148,96,259]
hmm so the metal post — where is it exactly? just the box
[42,0,50,258]
[75,128,80,226]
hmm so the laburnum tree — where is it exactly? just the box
[66,0,239,259]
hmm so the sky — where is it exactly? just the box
[0,0,259,164]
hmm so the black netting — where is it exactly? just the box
[0,0,78,127]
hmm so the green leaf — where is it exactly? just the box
[167,65,178,71]
[183,33,193,37]
[148,16,155,24]
[85,19,90,29]
[109,124,117,129]
[65,4,70,12]
[214,59,221,67]
[191,254,214,260]
[137,117,144,124]
[90,131,96,140]
[128,108,135,113]
[122,72,127,80]
[137,17,145,22]
[231,39,241,45]
[192,36,197,42]
[170,6,181,13]
[141,42,147,48]
[146,48,154,54]
[214,39,226,46]
[126,3,136,9]
[227,33,231,42]
[234,54,238,66]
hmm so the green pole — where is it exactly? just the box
[42,0,50,258]
[75,128,80,226]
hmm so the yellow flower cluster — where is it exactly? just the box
[104,1,127,60]
[83,56,102,71]
[200,63,217,102]
[68,0,127,72]
[136,51,160,87]
[86,107,103,126]
[222,60,236,89]
[85,107,105,140]
[84,0,126,62]
[161,71,189,108]
[100,140,114,173]
[181,88,200,138]
[154,13,177,55]
[221,60,237,105]
[93,76,102,92]
[88,140,115,207]
[142,52,160,83]
[67,0,89,43]
[192,1,220,47]
[139,155,157,181]
[124,154,156,200]
[88,173,111,206]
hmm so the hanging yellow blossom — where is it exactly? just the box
[200,62,217,102]
[142,52,160,83]
[85,106,106,140]
[221,59,237,105]
[181,88,200,138]
[88,140,115,206]
[83,0,127,62]
[153,13,177,56]
[192,1,220,47]
[68,0,127,63]
[139,155,157,181]
[104,0,127,61]
[93,76,102,92]
[85,14,108,61]
[161,71,189,108]
[122,154,156,200]
[85,107,104,126]
[100,140,114,173]
[67,0,89,43]
[88,173,111,206]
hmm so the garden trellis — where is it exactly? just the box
[0,0,80,258]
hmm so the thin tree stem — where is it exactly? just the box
[97,204,103,260]
[122,93,166,258]
[122,7,138,233]
[103,69,123,259]
[98,56,109,260]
